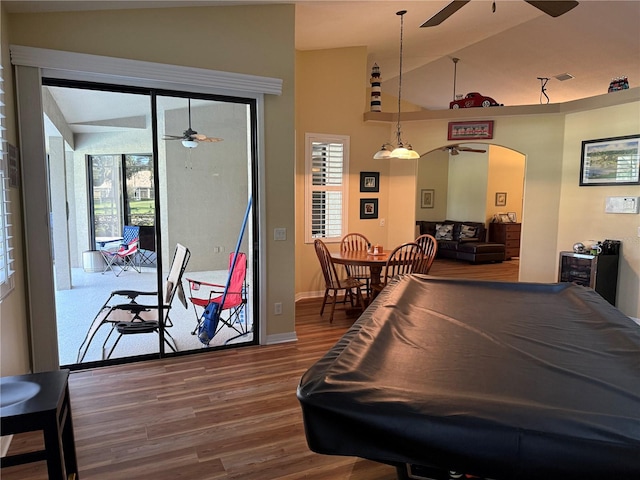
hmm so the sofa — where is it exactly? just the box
[416,220,505,264]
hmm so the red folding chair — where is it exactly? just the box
[186,252,250,345]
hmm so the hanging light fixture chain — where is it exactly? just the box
[372,9,419,159]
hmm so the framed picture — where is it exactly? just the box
[360,171,380,192]
[420,189,434,208]
[360,198,378,219]
[498,214,511,223]
[507,212,517,222]
[579,134,640,186]
[495,192,507,206]
[448,120,494,141]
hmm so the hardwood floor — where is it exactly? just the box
[2,260,518,479]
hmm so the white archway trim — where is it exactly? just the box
[10,45,283,96]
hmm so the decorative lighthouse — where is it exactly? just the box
[370,63,382,112]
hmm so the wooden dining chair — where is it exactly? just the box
[314,239,364,323]
[415,233,438,274]
[340,232,371,299]
[372,242,427,299]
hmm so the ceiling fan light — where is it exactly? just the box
[182,139,198,148]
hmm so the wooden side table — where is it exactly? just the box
[1,370,79,480]
[489,222,521,259]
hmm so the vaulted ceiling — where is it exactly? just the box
[6,1,639,115]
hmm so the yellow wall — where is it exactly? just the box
[559,103,640,316]
[295,47,390,298]
[297,47,639,318]
[486,146,525,224]
[2,3,296,375]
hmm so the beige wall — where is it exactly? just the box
[0,3,31,377]
[416,150,449,221]
[2,5,639,379]
[2,3,296,375]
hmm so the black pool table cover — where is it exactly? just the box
[297,276,640,479]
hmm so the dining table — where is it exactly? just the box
[330,249,391,293]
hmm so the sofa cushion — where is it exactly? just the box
[459,224,478,240]
[435,223,454,240]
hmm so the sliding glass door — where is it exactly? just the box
[44,82,257,368]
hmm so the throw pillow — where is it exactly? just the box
[435,223,453,240]
[459,224,478,240]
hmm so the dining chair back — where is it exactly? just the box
[340,232,371,298]
[373,242,427,298]
[314,239,364,323]
[415,234,438,274]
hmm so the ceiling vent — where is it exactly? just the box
[554,73,575,81]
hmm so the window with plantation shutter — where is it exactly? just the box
[0,64,15,300]
[305,133,349,243]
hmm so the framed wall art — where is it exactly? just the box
[360,198,379,219]
[495,192,507,207]
[360,171,380,192]
[448,120,494,141]
[579,134,640,186]
[420,189,434,208]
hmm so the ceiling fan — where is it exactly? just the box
[162,98,223,148]
[442,144,487,155]
[421,1,579,28]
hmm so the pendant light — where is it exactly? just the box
[373,10,420,160]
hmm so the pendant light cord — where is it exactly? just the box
[396,10,406,147]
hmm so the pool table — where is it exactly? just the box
[297,275,640,479]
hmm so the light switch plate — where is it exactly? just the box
[274,228,287,241]
[605,196,639,214]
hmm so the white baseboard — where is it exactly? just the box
[265,331,298,345]
[1,435,12,458]
[295,291,324,302]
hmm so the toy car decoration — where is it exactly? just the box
[450,92,503,109]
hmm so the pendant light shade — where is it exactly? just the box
[373,10,419,160]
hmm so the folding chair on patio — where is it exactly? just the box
[77,243,191,362]
[100,225,141,276]
[186,252,250,346]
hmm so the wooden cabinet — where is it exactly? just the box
[489,222,521,259]
[558,251,619,306]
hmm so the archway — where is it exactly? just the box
[415,142,526,264]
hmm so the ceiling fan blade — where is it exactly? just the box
[421,1,470,28]
[197,136,223,143]
[162,135,184,140]
[459,147,487,153]
[525,1,579,17]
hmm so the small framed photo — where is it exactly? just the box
[579,134,640,186]
[360,171,380,192]
[360,198,379,219]
[498,214,511,223]
[495,192,507,207]
[507,212,517,222]
[420,189,434,208]
[448,120,494,141]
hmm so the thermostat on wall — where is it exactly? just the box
[605,196,640,214]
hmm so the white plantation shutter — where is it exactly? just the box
[0,64,15,299]
[305,134,349,243]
